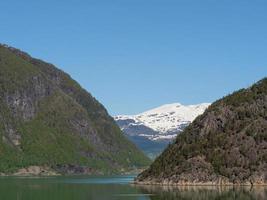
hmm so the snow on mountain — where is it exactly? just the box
[114,102,210,159]
[115,103,210,140]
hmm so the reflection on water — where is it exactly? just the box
[137,185,267,200]
[0,176,265,200]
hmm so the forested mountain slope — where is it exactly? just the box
[136,78,267,185]
[0,44,150,175]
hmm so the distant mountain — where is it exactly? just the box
[114,103,210,158]
[136,78,267,185]
[0,44,150,175]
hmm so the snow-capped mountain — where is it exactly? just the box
[115,103,210,141]
[114,103,210,158]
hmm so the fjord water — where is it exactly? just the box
[0,175,266,200]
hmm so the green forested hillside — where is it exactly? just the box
[0,44,150,174]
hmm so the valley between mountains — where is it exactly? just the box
[0,44,266,186]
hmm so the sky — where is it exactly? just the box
[1,0,267,115]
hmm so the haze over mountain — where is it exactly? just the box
[115,103,210,158]
[0,44,150,175]
[136,78,267,185]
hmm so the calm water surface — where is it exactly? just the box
[0,175,266,200]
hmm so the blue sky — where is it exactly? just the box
[1,0,267,115]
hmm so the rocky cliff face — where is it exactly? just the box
[0,44,150,175]
[136,78,267,185]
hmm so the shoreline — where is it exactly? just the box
[0,165,145,177]
[134,180,267,187]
